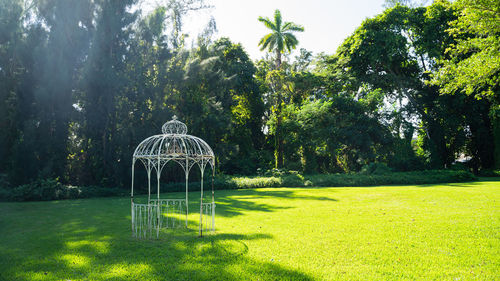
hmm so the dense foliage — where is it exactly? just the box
[0,170,476,202]
[0,0,497,195]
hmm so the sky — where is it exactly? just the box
[178,0,387,60]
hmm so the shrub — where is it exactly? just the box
[282,174,305,187]
[0,173,10,189]
[360,163,392,175]
[0,170,478,202]
[176,170,476,190]
[10,178,65,201]
[0,187,12,201]
[304,170,476,187]
[477,169,500,177]
[449,162,470,171]
[0,179,126,202]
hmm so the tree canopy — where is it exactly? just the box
[431,0,500,102]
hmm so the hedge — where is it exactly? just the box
[0,170,477,202]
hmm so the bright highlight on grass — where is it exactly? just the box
[0,181,498,280]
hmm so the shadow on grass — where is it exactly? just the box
[416,181,486,188]
[291,180,491,189]
[0,197,314,281]
[213,188,338,218]
[132,188,338,218]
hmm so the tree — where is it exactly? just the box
[431,0,499,102]
[0,0,95,185]
[0,0,27,180]
[80,0,137,186]
[334,2,497,171]
[33,0,94,181]
[258,9,304,68]
[258,9,304,168]
[431,0,500,167]
[383,0,429,8]
[275,96,392,173]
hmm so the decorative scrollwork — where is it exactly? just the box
[162,115,188,134]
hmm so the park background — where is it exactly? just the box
[0,0,498,200]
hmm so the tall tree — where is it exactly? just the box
[431,0,500,167]
[258,9,304,69]
[81,0,137,186]
[33,0,94,180]
[335,3,461,168]
[0,0,27,180]
[334,2,496,170]
[258,9,304,168]
[383,0,429,8]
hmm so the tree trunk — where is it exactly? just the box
[275,48,283,168]
[276,48,281,69]
[276,91,284,168]
[493,108,500,168]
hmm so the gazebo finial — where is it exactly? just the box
[162,116,187,134]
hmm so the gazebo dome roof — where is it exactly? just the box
[133,116,214,167]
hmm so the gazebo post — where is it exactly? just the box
[156,159,160,238]
[185,157,189,228]
[131,159,135,236]
[199,167,204,237]
[147,160,151,202]
[212,167,215,232]
[147,161,152,236]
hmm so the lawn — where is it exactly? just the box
[0,181,499,280]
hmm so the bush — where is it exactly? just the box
[304,170,476,187]
[449,162,470,171]
[477,169,500,177]
[0,170,478,202]
[0,178,126,202]
[157,170,477,191]
[156,175,283,193]
[9,178,65,201]
[0,187,12,201]
[282,174,305,187]
[360,163,392,175]
[209,170,476,189]
[0,173,10,189]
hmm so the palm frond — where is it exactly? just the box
[283,33,299,52]
[274,9,282,30]
[283,33,298,43]
[267,33,279,52]
[284,39,292,53]
[276,34,284,53]
[258,16,277,31]
[282,21,304,32]
[258,33,273,50]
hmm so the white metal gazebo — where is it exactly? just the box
[130,116,215,238]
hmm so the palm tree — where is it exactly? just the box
[258,9,304,69]
[258,10,303,168]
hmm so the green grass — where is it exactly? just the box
[0,181,499,280]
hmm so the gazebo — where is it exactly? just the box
[130,116,215,238]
